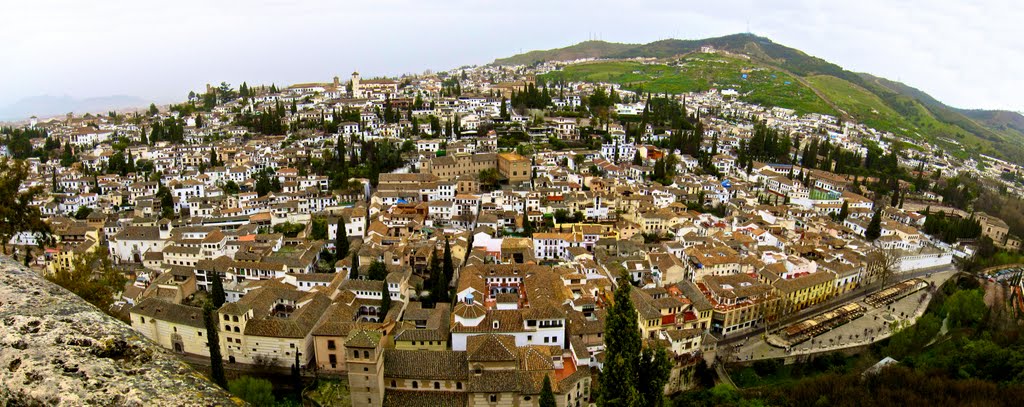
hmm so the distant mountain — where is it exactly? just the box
[496,33,1024,164]
[0,95,148,122]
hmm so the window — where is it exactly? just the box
[198,331,203,337]
[363,350,370,358]
[224,324,230,331]
[456,382,462,390]
[232,315,239,322]
[390,380,396,387]
[327,340,336,350]
[412,381,418,389]
[490,394,498,403]
[353,350,359,359]
[222,315,229,321]
[434,382,440,389]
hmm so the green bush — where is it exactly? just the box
[228,376,275,406]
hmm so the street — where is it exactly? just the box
[716,265,958,361]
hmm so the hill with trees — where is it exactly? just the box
[498,33,1024,165]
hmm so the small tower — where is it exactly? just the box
[333,76,340,88]
[345,329,384,406]
[351,71,362,98]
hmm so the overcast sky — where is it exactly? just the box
[2,0,1021,112]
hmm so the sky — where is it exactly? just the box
[1,0,1022,113]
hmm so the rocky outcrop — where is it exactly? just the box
[0,257,241,406]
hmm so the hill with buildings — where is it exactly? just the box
[498,34,1024,165]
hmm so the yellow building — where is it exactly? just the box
[48,238,99,274]
[771,271,837,313]
[497,152,531,184]
[425,153,498,181]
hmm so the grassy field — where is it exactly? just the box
[805,75,909,134]
[541,54,836,116]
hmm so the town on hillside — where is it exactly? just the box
[3,61,1024,406]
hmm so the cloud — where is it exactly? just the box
[0,0,1020,111]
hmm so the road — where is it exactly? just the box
[715,263,957,347]
[720,267,957,362]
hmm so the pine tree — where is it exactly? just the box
[368,260,387,281]
[866,208,883,241]
[203,304,227,388]
[211,270,226,309]
[837,200,850,222]
[632,150,643,166]
[350,248,360,280]
[523,218,535,237]
[539,375,556,407]
[335,217,349,259]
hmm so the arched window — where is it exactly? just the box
[411,381,418,389]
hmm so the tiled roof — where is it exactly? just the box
[382,390,467,407]
[466,334,517,362]
[383,350,468,380]
[346,329,382,348]
[130,298,204,329]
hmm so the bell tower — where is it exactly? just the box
[351,71,362,98]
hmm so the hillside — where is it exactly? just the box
[539,54,834,116]
[492,40,638,66]
[501,34,1024,164]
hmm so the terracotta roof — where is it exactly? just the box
[382,390,467,407]
[130,298,204,328]
[383,350,468,380]
[466,334,517,362]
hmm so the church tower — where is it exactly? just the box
[345,329,384,406]
[351,71,362,98]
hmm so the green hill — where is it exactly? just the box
[540,54,834,116]
[501,34,1024,164]
[492,40,638,66]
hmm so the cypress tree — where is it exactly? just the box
[442,237,454,285]
[203,304,227,388]
[291,350,303,399]
[599,281,643,406]
[837,200,850,222]
[379,283,392,320]
[335,217,349,259]
[211,270,226,309]
[539,375,556,407]
[866,208,883,241]
[350,248,360,280]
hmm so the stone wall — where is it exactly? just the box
[0,257,242,406]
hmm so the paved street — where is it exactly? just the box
[721,268,957,362]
